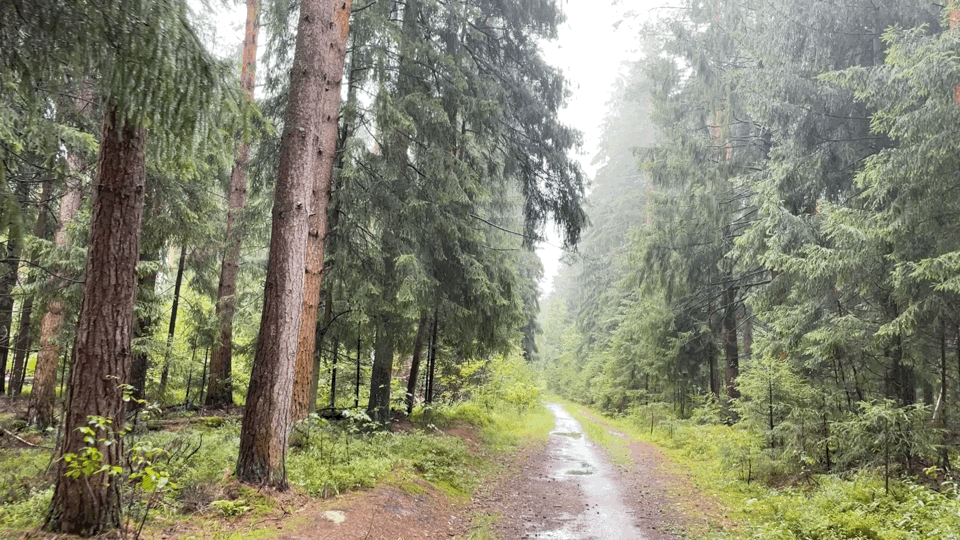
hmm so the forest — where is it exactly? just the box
[540,0,960,536]
[0,0,581,536]
[3,0,960,538]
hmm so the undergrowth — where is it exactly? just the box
[0,350,550,537]
[561,398,960,540]
[287,415,475,498]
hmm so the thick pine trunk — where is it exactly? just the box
[237,0,351,489]
[45,106,146,536]
[289,0,351,423]
[207,0,260,409]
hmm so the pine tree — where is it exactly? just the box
[236,0,352,488]
[1,0,247,532]
[208,0,262,409]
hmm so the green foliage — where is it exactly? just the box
[731,476,960,540]
[464,352,544,413]
[209,499,252,518]
[0,450,52,531]
[287,416,474,497]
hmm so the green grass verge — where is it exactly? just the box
[551,398,960,540]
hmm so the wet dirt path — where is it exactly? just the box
[475,402,692,540]
[537,402,647,539]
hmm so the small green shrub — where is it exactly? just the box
[210,499,251,517]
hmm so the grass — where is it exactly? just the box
[0,391,554,539]
[560,402,633,467]
[553,398,960,540]
[466,513,500,540]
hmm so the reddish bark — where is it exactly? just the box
[45,106,146,536]
[289,0,351,424]
[207,0,261,408]
[237,0,352,488]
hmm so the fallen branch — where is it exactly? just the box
[1,426,52,449]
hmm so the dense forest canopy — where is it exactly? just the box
[4,0,960,536]
[0,0,584,533]
[541,0,960,487]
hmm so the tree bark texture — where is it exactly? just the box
[46,106,146,536]
[28,172,84,428]
[236,0,351,489]
[207,0,260,408]
[8,177,52,396]
[290,0,352,424]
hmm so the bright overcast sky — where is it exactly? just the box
[536,0,665,298]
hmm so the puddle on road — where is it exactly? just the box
[535,403,648,540]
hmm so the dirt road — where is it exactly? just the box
[474,402,704,539]
[231,402,712,540]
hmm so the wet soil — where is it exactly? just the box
[472,403,710,540]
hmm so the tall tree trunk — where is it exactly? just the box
[290,0,352,423]
[45,106,146,536]
[367,315,394,425]
[157,245,186,401]
[8,177,52,396]
[364,0,421,426]
[236,0,352,489]
[207,0,261,409]
[405,314,428,415]
[28,173,84,428]
[722,284,740,401]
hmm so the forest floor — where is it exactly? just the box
[0,400,727,540]
[207,402,725,540]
